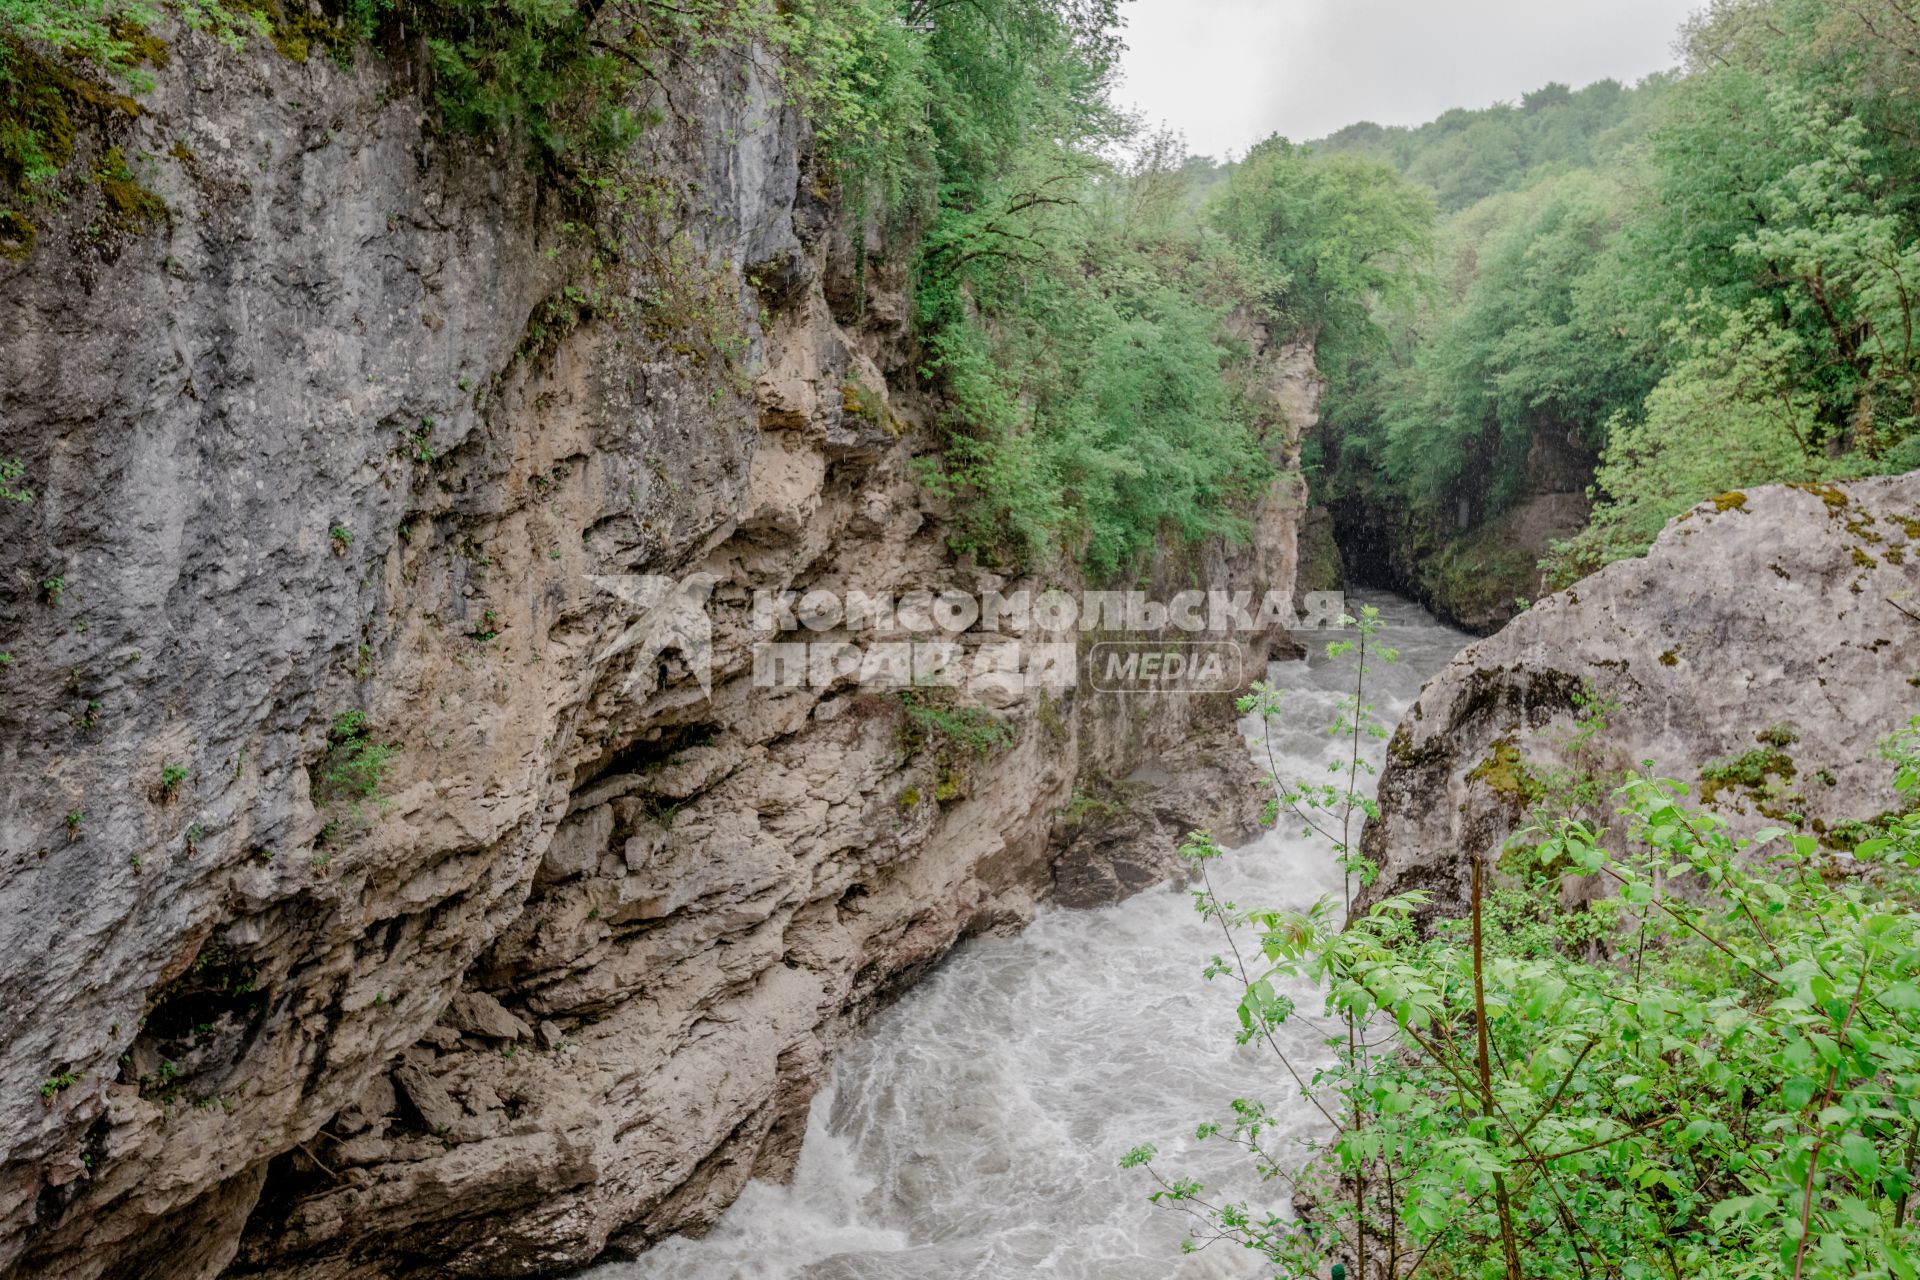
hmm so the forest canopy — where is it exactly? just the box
[1279,0,1920,584]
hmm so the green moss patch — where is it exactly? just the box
[1788,481,1849,511]
[107,20,170,70]
[93,145,166,228]
[1710,490,1749,513]
[1698,745,1796,807]
[0,208,34,259]
[1467,739,1542,803]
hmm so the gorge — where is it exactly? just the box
[3,1,1920,1278]
[624,595,1471,1280]
[0,12,1312,1275]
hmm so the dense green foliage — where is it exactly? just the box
[1291,0,1920,587]
[1315,77,1660,215]
[1559,0,1920,572]
[916,159,1285,572]
[1207,138,1433,358]
[1369,170,1658,515]
[873,9,1289,574]
[1135,617,1920,1278]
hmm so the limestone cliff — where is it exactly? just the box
[0,23,1313,1280]
[1361,474,1920,923]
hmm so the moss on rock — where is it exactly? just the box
[1466,739,1541,803]
[0,37,79,194]
[1698,745,1797,807]
[93,146,167,229]
[0,209,35,259]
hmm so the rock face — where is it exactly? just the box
[0,26,1310,1280]
[1334,428,1594,635]
[1362,474,1920,922]
[1293,506,1345,608]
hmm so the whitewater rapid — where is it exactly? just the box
[596,594,1468,1280]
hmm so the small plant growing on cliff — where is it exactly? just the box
[39,1070,79,1099]
[841,380,898,434]
[402,419,438,464]
[141,1059,184,1105]
[64,810,83,836]
[897,690,1012,759]
[0,459,30,503]
[318,710,397,817]
[329,525,354,554]
[160,763,188,796]
[41,575,64,605]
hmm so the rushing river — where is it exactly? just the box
[601,594,1469,1280]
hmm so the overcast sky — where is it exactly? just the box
[1115,0,1705,158]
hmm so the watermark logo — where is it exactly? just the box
[1087,640,1244,694]
[591,572,720,697]
[593,580,1347,699]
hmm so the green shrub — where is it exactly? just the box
[318,709,396,813]
[0,457,29,502]
[1133,613,1920,1279]
[38,1069,79,1098]
[898,690,1011,759]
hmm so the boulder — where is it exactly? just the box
[443,992,533,1043]
[1361,474,1920,922]
[392,1065,463,1137]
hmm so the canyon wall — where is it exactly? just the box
[0,27,1312,1280]
[1331,428,1594,636]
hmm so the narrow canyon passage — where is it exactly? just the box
[611,596,1469,1280]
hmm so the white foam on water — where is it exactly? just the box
[597,594,1468,1280]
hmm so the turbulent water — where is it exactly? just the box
[603,594,1468,1280]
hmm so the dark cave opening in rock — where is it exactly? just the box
[1326,495,1417,597]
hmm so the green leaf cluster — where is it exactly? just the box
[877,2,1286,576]
[318,709,396,813]
[1140,617,1920,1278]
